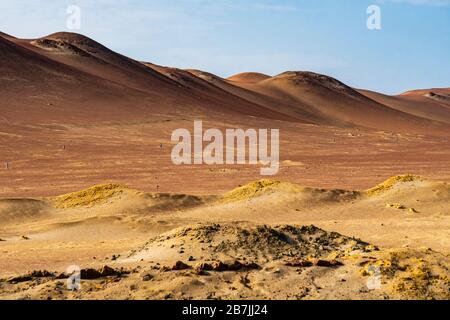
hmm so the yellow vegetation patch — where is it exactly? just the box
[359,249,450,299]
[219,179,301,204]
[390,260,434,298]
[366,174,422,196]
[51,184,130,209]
[359,259,394,276]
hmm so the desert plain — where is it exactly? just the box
[0,31,449,300]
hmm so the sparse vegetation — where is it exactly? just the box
[366,174,422,196]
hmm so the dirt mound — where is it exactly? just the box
[365,175,422,196]
[227,72,271,83]
[38,32,109,55]
[218,179,360,205]
[131,223,369,262]
[31,38,91,56]
[51,184,133,209]
[219,179,301,203]
[49,184,207,211]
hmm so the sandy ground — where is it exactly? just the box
[1,118,450,198]
[0,177,449,300]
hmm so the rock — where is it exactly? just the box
[285,258,343,268]
[7,275,32,284]
[161,266,171,272]
[142,274,153,281]
[234,261,260,270]
[80,268,102,280]
[285,259,313,267]
[6,270,54,283]
[80,265,117,280]
[99,265,116,276]
[226,260,244,270]
[310,258,343,267]
[29,270,54,278]
[164,293,172,300]
[194,260,259,273]
[211,261,227,271]
[194,262,213,274]
[172,261,190,271]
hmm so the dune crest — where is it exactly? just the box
[51,184,133,209]
[365,175,423,196]
[266,71,365,100]
[219,179,302,203]
[227,72,271,83]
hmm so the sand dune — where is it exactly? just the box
[141,63,291,120]
[227,72,271,83]
[232,71,450,132]
[0,176,449,299]
[1,31,450,300]
[1,32,289,126]
[2,31,450,131]
[188,69,450,133]
[26,32,187,94]
[400,88,450,97]
[0,34,167,125]
[1,31,449,199]
[359,89,450,124]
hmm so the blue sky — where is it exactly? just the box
[0,0,449,94]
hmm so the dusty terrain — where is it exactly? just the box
[0,177,449,300]
[0,31,449,300]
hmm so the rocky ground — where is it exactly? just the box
[1,222,449,300]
